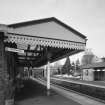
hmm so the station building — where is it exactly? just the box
[0,17,87,105]
[82,62,105,81]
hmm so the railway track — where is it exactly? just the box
[51,77,105,103]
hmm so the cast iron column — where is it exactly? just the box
[47,61,50,90]
[47,52,51,93]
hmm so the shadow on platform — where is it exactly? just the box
[15,79,81,105]
[15,79,50,101]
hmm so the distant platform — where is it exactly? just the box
[51,77,105,89]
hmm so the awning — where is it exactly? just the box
[2,17,87,67]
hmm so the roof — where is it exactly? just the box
[8,17,86,39]
[81,62,105,69]
[4,17,87,67]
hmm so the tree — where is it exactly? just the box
[75,59,81,73]
[61,57,72,75]
[81,50,95,65]
[101,57,105,62]
[54,61,61,74]
[71,62,75,74]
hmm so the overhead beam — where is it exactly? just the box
[24,50,43,53]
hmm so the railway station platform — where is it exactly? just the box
[15,77,105,105]
[15,79,81,105]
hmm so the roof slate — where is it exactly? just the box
[81,62,105,69]
[8,17,86,39]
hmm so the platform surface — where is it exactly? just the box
[15,79,81,105]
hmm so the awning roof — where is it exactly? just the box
[8,17,86,39]
[1,17,87,67]
[5,17,86,49]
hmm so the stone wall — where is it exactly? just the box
[0,32,6,105]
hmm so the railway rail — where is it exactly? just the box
[51,77,105,103]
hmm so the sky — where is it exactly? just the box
[0,0,105,63]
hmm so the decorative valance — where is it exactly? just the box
[4,32,86,50]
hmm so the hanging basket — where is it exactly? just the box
[5,99,14,105]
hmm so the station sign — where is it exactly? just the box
[5,47,24,54]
